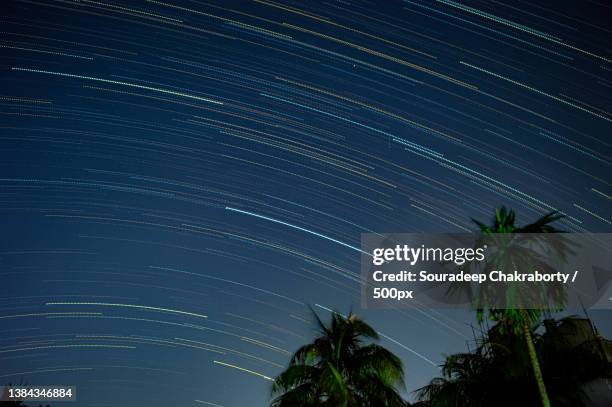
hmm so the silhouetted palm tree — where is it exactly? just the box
[467,207,569,407]
[415,316,609,407]
[414,350,491,407]
[270,310,408,407]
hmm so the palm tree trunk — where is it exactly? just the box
[522,320,550,407]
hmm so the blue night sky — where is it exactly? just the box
[0,1,610,406]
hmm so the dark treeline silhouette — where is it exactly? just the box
[271,310,611,407]
[271,207,612,406]
[414,316,611,407]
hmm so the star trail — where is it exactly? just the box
[1,0,611,406]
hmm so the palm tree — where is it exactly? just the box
[467,207,569,407]
[270,310,408,407]
[415,316,608,407]
[414,349,497,407]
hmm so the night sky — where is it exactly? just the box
[1,1,611,406]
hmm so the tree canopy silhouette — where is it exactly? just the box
[464,207,569,407]
[414,316,610,407]
[270,310,408,407]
